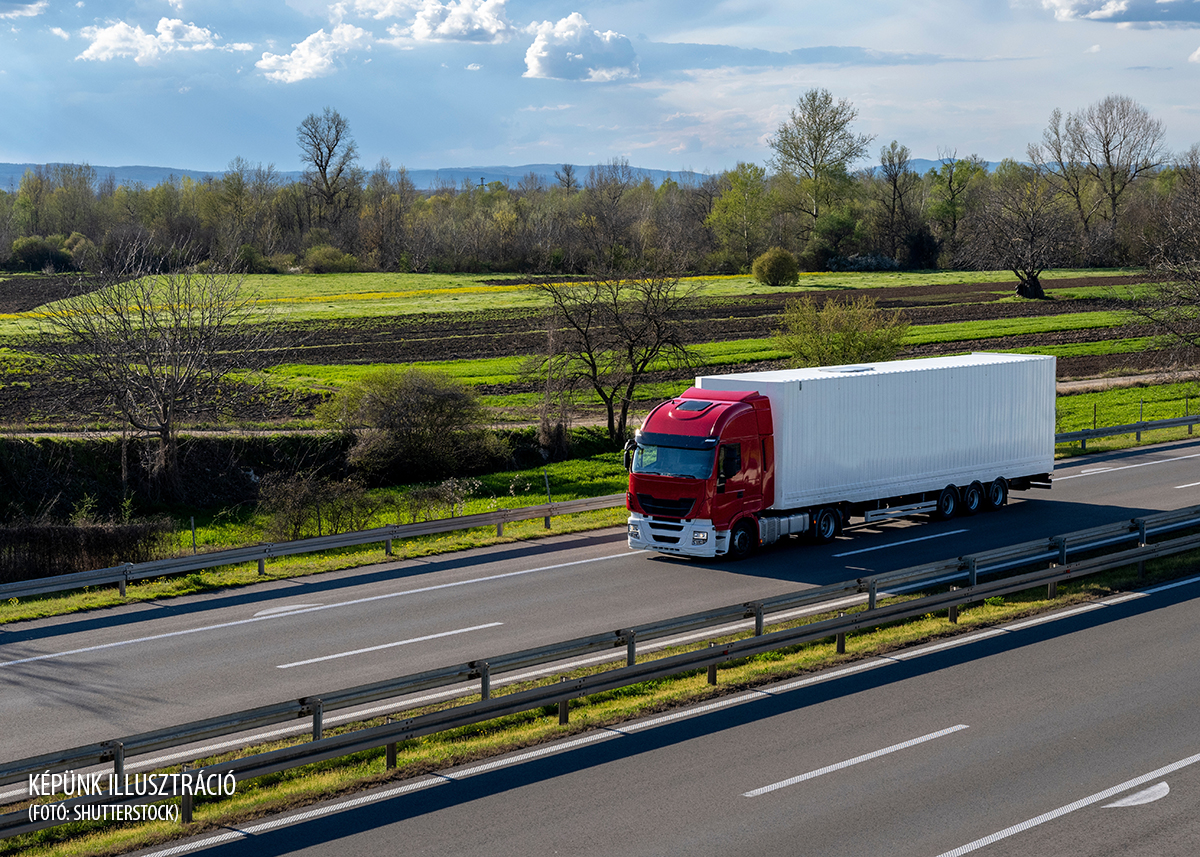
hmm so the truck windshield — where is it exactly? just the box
[631,444,714,479]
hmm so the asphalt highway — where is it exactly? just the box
[139,571,1200,857]
[5,438,1200,761]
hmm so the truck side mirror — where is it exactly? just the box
[623,439,636,472]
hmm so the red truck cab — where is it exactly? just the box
[626,388,774,558]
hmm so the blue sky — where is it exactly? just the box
[2,0,1199,174]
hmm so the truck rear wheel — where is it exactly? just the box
[812,506,840,543]
[983,477,1008,510]
[961,481,984,515]
[934,485,959,519]
[728,519,758,560]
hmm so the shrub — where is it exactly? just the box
[773,294,910,368]
[303,244,361,274]
[11,235,72,272]
[258,472,382,541]
[0,519,173,584]
[751,246,800,287]
[317,367,509,481]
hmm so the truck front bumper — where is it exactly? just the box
[627,513,727,558]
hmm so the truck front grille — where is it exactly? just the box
[636,494,695,518]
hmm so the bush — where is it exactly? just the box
[751,246,800,287]
[302,244,361,274]
[0,519,173,584]
[773,294,910,368]
[317,367,509,481]
[258,472,382,541]
[11,235,72,272]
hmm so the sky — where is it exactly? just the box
[1,0,1199,176]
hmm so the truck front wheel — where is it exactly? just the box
[728,519,758,560]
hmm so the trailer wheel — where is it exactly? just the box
[812,506,840,543]
[934,485,959,520]
[961,481,984,515]
[983,477,1008,510]
[728,519,758,560]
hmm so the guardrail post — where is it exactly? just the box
[258,558,265,576]
[107,740,124,780]
[707,643,717,685]
[625,630,636,667]
[181,764,192,824]
[479,662,491,700]
[558,677,569,725]
[867,579,877,610]
[836,612,846,653]
[753,603,764,636]
[385,538,393,557]
[312,698,323,740]
[948,589,958,624]
[119,565,127,598]
[1135,518,1148,579]
[1052,537,1067,567]
[496,521,503,537]
[544,515,551,530]
[965,557,977,587]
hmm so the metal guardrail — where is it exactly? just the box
[1056,414,1200,451]
[5,503,1200,837]
[0,494,627,601]
[1,413,1198,603]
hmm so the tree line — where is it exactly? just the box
[2,93,1196,284]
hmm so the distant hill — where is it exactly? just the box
[0,162,711,192]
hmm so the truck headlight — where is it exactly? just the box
[628,523,640,539]
[692,531,708,544]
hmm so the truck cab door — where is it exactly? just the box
[712,442,760,528]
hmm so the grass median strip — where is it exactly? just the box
[5,548,1198,857]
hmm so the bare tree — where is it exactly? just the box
[871,140,920,261]
[297,107,361,228]
[36,255,279,497]
[957,161,1076,299]
[1128,145,1200,353]
[769,88,875,225]
[1029,95,1167,251]
[537,262,697,444]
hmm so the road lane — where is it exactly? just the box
[135,573,1200,857]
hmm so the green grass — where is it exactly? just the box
[0,268,1145,335]
[1055,380,1200,432]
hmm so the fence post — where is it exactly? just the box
[1137,399,1143,441]
[558,677,569,725]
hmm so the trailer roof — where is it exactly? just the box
[698,352,1053,385]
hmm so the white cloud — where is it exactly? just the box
[255,23,370,82]
[1191,44,1200,60]
[334,0,420,20]
[1086,43,1101,51]
[374,0,514,43]
[523,13,638,81]
[1041,0,1200,27]
[50,26,68,39]
[0,1,47,19]
[77,17,219,64]
[466,62,481,69]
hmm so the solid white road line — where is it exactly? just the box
[0,551,640,668]
[276,622,503,669]
[1176,481,1200,489]
[832,529,968,558]
[1054,451,1200,481]
[935,754,1200,857]
[742,724,970,797]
